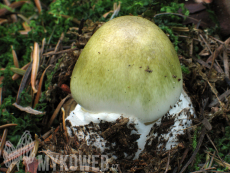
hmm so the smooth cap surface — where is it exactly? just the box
[70,16,182,123]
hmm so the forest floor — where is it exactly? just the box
[0,0,230,172]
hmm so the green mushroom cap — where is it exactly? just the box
[70,16,182,123]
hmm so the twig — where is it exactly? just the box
[43,47,77,56]
[164,151,170,173]
[179,127,206,173]
[154,13,210,27]
[206,37,230,63]
[47,94,72,128]
[208,90,230,107]
[189,39,193,57]
[193,58,211,69]
[50,32,65,64]
[209,36,230,51]
[206,80,224,109]
[180,148,189,167]
[190,167,216,173]
[4,0,17,22]
[199,34,212,55]
[16,62,32,104]
[208,151,215,168]
[206,134,226,168]
[0,124,17,130]
[0,129,8,157]
[61,107,69,143]
[223,50,229,78]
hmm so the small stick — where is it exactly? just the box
[223,50,229,78]
[179,128,206,173]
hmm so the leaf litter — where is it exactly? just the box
[1,8,230,173]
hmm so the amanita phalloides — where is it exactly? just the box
[66,16,194,159]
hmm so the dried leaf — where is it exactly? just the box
[12,62,30,80]
[18,30,30,35]
[16,62,32,104]
[22,22,31,31]
[61,107,68,142]
[0,1,28,16]
[0,124,17,130]
[0,129,8,157]
[10,67,26,75]
[31,42,40,93]
[33,65,53,108]
[17,14,30,25]
[214,158,230,170]
[13,103,45,115]
[47,94,71,128]
[34,0,42,13]
[172,27,190,32]
[11,45,19,68]
[0,18,8,24]
[102,10,113,18]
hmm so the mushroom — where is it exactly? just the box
[67,16,194,159]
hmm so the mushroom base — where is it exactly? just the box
[65,90,194,160]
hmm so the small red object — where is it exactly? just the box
[61,84,71,94]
